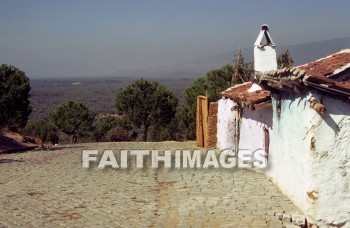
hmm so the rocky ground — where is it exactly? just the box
[0,141,305,227]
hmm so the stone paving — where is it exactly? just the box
[0,142,305,227]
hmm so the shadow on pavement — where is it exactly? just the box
[0,158,25,164]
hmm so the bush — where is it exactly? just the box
[147,113,183,141]
[25,119,59,144]
[93,116,133,142]
[106,127,131,142]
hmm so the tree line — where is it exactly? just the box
[0,50,293,144]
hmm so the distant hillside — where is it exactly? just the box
[110,37,350,79]
[276,36,350,65]
[179,36,350,72]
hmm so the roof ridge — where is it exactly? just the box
[297,48,350,68]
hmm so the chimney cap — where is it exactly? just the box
[261,24,269,31]
[254,24,275,47]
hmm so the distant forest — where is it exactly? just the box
[29,77,195,120]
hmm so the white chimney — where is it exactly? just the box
[254,24,277,72]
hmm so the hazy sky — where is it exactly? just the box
[1,0,350,78]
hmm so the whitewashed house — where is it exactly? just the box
[217,82,272,155]
[217,24,350,226]
[256,49,350,227]
[217,25,276,157]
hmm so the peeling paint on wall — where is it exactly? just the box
[266,91,350,227]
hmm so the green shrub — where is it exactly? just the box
[93,116,132,142]
[25,119,59,144]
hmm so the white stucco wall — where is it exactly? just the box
[266,92,350,227]
[217,98,236,150]
[239,107,273,154]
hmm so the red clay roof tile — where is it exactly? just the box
[221,82,271,107]
[298,49,350,79]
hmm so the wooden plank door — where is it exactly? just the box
[196,95,208,147]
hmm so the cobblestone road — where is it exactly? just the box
[0,142,304,227]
